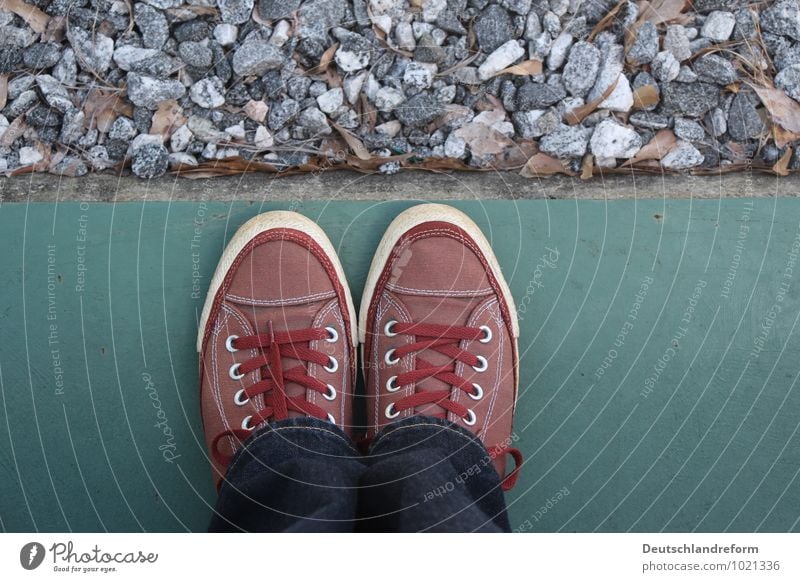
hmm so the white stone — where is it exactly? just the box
[403,62,435,89]
[599,74,633,112]
[701,11,736,42]
[478,40,525,81]
[18,147,43,166]
[270,21,291,46]
[373,14,392,35]
[589,46,635,112]
[214,23,238,46]
[375,120,402,137]
[661,140,704,169]
[422,0,447,22]
[317,87,344,114]
[364,74,380,101]
[190,78,226,108]
[589,119,642,159]
[0,114,8,142]
[170,124,192,152]
[374,87,405,112]
[132,133,164,149]
[254,126,274,148]
[651,51,680,82]
[547,32,573,71]
[344,72,367,104]
[225,122,246,140]
[113,46,161,70]
[169,152,198,166]
[444,131,466,158]
[395,22,416,51]
[202,143,218,158]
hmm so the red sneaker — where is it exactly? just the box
[197,212,357,488]
[359,204,522,489]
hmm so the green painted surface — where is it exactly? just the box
[1,199,799,533]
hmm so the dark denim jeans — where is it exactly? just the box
[209,416,511,532]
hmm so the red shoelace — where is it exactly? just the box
[211,323,336,466]
[386,321,523,490]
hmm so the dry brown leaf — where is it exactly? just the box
[773,146,793,176]
[166,5,218,18]
[773,123,800,148]
[331,121,371,160]
[5,0,50,33]
[454,121,515,157]
[632,85,659,110]
[564,76,619,125]
[622,129,677,166]
[589,0,626,42]
[520,152,571,178]
[41,14,67,42]
[749,83,800,134]
[637,0,686,25]
[581,154,594,180]
[0,115,27,147]
[0,75,7,111]
[490,59,543,78]
[85,90,132,133]
[150,100,186,139]
[307,42,339,75]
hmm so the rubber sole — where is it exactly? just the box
[357,203,519,344]
[196,211,357,352]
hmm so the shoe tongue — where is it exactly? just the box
[399,296,482,415]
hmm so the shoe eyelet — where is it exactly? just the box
[386,375,401,392]
[229,362,245,380]
[463,409,477,426]
[225,335,239,352]
[241,415,254,431]
[325,326,338,343]
[384,348,400,365]
[324,384,337,401]
[324,356,339,373]
[384,320,398,337]
[469,383,483,401]
[385,402,401,419]
[234,388,250,406]
[479,326,492,344]
[327,413,336,424]
[472,355,488,373]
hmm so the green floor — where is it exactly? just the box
[1,198,799,532]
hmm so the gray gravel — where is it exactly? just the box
[1,0,799,178]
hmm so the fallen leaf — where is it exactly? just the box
[773,146,793,176]
[589,0,626,42]
[307,42,339,75]
[150,100,186,139]
[454,121,515,157]
[581,154,594,180]
[564,76,619,125]
[5,0,50,33]
[85,90,133,133]
[773,123,800,148]
[622,129,677,166]
[632,85,659,110]
[637,0,687,25]
[490,59,543,78]
[0,115,27,147]
[41,14,67,43]
[331,121,372,160]
[749,83,800,134]
[520,152,571,178]
[0,75,7,111]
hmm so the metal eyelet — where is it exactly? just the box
[234,388,250,406]
[225,335,239,352]
[241,415,254,430]
[469,383,483,401]
[327,413,336,424]
[229,363,245,380]
[386,375,401,392]
[472,355,488,373]
[324,384,337,401]
[463,409,477,426]
[325,326,338,343]
[384,320,398,337]
[385,402,401,419]
[479,326,492,343]
[384,348,400,365]
[324,356,339,373]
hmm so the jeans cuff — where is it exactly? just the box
[369,415,490,459]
